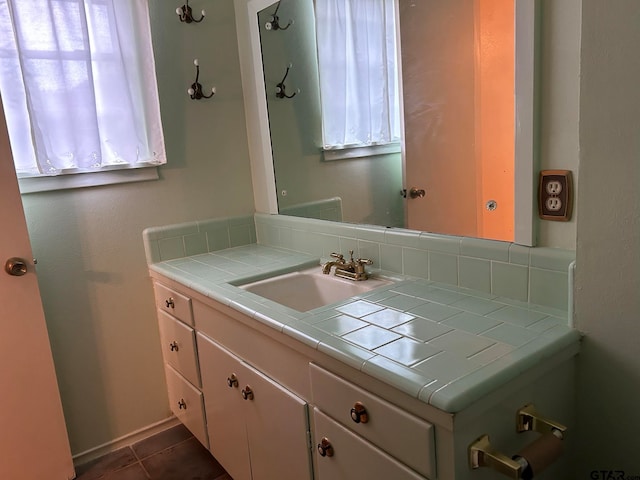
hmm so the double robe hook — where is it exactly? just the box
[265,1,293,31]
[276,64,299,99]
[176,1,205,23]
[187,59,215,100]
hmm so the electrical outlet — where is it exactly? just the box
[545,197,562,211]
[539,170,573,221]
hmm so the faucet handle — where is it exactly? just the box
[357,258,373,266]
[330,252,344,261]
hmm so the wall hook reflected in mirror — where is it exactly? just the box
[187,59,216,100]
[276,64,299,99]
[265,1,293,31]
[176,0,205,23]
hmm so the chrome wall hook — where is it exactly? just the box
[276,64,299,99]
[187,59,215,100]
[176,1,205,23]
[265,1,293,31]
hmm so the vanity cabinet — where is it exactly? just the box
[197,332,312,480]
[150,275,577,480]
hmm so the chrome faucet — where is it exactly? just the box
[322,250,373,281]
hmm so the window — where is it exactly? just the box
[315,0,401,153]
[0,0,165,188]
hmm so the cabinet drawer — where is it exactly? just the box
[154,282,193,325]
[165,364,208,449]
[157,310,200,387]
[313,408,427,480]
[310,364,435,479]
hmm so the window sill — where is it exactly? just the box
[18,165,161,194]
[321,143,401,161]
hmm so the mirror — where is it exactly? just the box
[234,0,536,245]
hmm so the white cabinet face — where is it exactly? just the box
[312,408,428,480]
[197,332,312,480]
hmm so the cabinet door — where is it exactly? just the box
[198,333,252,480]
[313,409,427,480]
[198,332,313,480]
[242,363,312,480]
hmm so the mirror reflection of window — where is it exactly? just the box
[315,0,401,151]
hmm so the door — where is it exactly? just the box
[243,357,311,480]
[0,97,75,479]
[400,0,514,241]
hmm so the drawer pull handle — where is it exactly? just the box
[227,374,238,388]
[317,437,334,457]
[165,298,175,309]
[350,402,369,424]
[177,399,187,410]
[169,341,179,352]
[241,386,254,400]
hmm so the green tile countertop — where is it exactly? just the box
[149,244,581,413]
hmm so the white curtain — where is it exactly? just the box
[315,0,401,149]
[0,0,166,177]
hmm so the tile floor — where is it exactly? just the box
[74,424,231,480]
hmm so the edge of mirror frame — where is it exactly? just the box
[235,0,279,214]
[234,0,539,247]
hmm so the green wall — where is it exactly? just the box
[20,0,254,455]
[574,0,640,475]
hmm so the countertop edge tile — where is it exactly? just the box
[362,355,436,398]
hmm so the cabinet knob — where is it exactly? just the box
[317,437,334,457]
[178,399,187,410]
[5,257,28,276]
[241,386,254,400]
[165,298,175,309]
[350,402,369,424]
[227,373,238,388]
[169,341,179,352]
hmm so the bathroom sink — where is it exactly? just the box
[237,266,392,312]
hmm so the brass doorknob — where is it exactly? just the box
[409,187,426,199]
[5,257,27,276]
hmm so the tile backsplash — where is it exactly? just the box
[254,213,574,312]
[143,213,575,312]
[143,215,256,265]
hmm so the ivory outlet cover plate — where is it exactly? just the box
[538,170,573,221]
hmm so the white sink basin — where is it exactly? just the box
[238,267,392,312]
